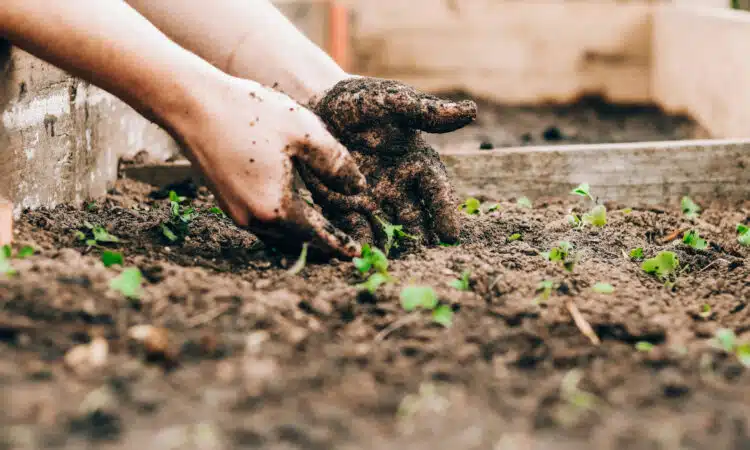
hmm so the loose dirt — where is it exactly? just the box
[1,176,748,450]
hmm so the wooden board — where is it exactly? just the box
[123,139,750,206]
[0,198,11,245]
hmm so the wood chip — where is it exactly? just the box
[566,300,601,346]
[658,227,689,245]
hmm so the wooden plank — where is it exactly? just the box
[123,140,750,206]
[442,139,750,205]
[652,6,750,139]
[0,198,11,245]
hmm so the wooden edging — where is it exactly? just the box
[0,198,12,245]
[123,139,750,206]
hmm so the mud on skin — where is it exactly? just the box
[304,77,477,249]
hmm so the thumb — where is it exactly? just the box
[406,95,478,134]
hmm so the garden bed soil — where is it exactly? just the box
[1,177,748,450]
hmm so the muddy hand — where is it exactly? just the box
[176,76,366,258]
[303,77,477,247]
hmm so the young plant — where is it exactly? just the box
[737,224,750,246]
[534,280,555,304]
[357,273,391,294]
[486,204,501,213]
[592,283,614,294]
[641,251,679,281]
[101,250,124,268]
[629,247,644,261]
[459,197,481,215]
[517,197,532,209]
[78,221,120,247]
[567,213,582,228]
[208,206,227,218]
[507,233,522,243]
[449,270,471,291]
[681,196,701,219]
[542,241,577,272]
[635,342,654,352]
[110,267,143,299]
[287,243,309,276]
[162,191,199,242]
[377,217,418,256]
[0,245,36,276]
[582,205,607,227]
[400,286,453,327]
[712,328,750,368]
[571,183,594,202]
[682,230,708,250]
[698,304,712,319]
[353,244,388,275]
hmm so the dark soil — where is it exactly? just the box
[425,95,708,152]
[1,177,749,450]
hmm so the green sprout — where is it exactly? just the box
[635,342,654,352]
[712,329,750,368]
[641,251,679,281]
[0,245,16,276]
[622,208,633,215]
[517,197,532,209]
[377,217,418,256]
[101,250,124,268]
[357,272,391,294]
[682,230,708,250]
[629,247,644,260]
[534,280,555,304]
[698,304,712,319]
[486,204,501,213]
[162,191,199,242]
[571,183,594,202]
[542,241,577,272]
[438,241,460,248]
[507,233,522,242]
[582,205,607,227]
[681,196,701,219]
[560,369,598,411]
[449,270,471,291]
[567,213,582,228]
[400,286,453,327]
[79,221,120,247]
[737,224,750,246]
[208,206,226,218]
[459,197,481,215]
[592,283,614,294]
[110,267,143,299]
[353,244,388,275]
[287,243,309,276]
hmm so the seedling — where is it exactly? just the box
[110,267,143,299]
[16,246,34,259]
[517,197,532,209]
[208,206,226,218]
[560,369,598,411]
[353,244,388,275]
[486,204,501,213]
[161,191,199,242]
[449,270,471,291]
[592,283,614,294]
[681,196,701,219]
[101,250,124,268]
[377,217,418,256]
[78,221,120,247]
[287,243,308,275]
[0,245,15,276]
[641,251,679,281]
[582,205,607,227]
[571,183,594,202]
[357,273,391,294]
[698,304,712,319]
[712,328,750,368]
[629,247,644,260]
[635,342,654,352]
[622,208,633,215]
[400,286,453,327]
[567,213,582,228]
[534,280,555,304]
[438,241,460,248]
[459,197,481,215]
[682,230,708,250]
[507,233,522,242]
[737,224,750,246]
[542,241,577,272]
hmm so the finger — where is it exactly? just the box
[292,116,367,196]
[409,154,461,244]
[409,95,477,134]
[394,205,429,246]
[335,212,375,246]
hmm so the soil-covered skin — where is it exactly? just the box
[425,95,708,152]
[1,178,749,450]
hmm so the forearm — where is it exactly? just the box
[0,0,223,137]
[125,0,349,104]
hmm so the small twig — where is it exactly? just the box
[659,227,689,245]
[186,304,231,328]
[374,313,420,342]
[698,258,729,274]
[566,300,600,346]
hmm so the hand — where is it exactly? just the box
[173,75,367,258]
[301,77,477,248]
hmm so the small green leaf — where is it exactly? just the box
[357,272,391,294]
[622,208,633,215]
[738,224,749,234]
[546,241,573,262]
[517,197,532,209]
[353,244,388,275]
[101,250,124,268]
[582,205,607,227]
[74,230,86,241]
[85,239,98,247]
[738,224,750,246]
[1,245,12,259]
[629,247,644,260]
[0,246,15,276]
[208,206,226,218]
[287,243,309,276]
[92,226,119,243]
[681,196,701,219]
[535,280,555,304]
[507,233,522,242]
[635,342,654,352]
[486,204,501,213]
[449,270,471,291]
[400,286,438,312]
[169,191,186,204]
[15,246,35,259]
[432,305,453,327]
[110,267,143,299]
[571,183,594,201]
[641,251,679,280]
[567,214,582,227]
[438,241,460,248]
[714,328,736,353]
[459,198,481,215]
[682,230,708,250]
[161,224,178,242]
[736,343,750,367]
[698,304,712,319]
[378,218,417,255]
[592,283,614,294]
